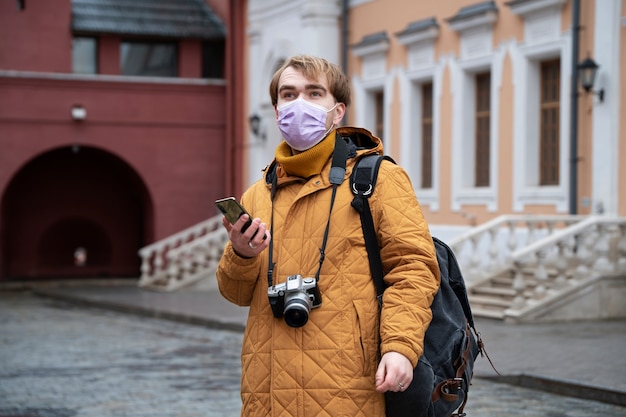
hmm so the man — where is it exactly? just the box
[216,55,440,417]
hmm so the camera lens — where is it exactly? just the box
[283,298,310,327]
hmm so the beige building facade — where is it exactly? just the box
[244,0,625,237]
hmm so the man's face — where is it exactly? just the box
[275,66,345,130]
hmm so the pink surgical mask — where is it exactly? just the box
[277,97,338,151]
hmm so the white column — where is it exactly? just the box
[591,0,621,215]
[300,0,341,64]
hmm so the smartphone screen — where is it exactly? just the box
[214,197,252,232]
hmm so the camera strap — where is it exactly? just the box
[267,132,348,287]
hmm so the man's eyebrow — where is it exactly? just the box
[278,83,327,93]
[304,83,327,92]
[278,85,295,93]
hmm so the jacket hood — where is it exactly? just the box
[336,126,384,155]
[265,126,383,187]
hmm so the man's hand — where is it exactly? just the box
[222,214,270,258]
[375,351,413,393]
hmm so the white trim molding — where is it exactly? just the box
[508,1,571,213]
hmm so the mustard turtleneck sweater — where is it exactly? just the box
[275,130,336,178]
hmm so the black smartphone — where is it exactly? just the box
[215,197,252,232]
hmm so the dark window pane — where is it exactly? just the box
[202,41,225,78]
[475,72,490,187]
[375,91,384,141]
[421,82,433,189]
[540,59,560,185]
[121,42,177,77]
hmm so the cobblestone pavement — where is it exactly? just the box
[1,291,625,417]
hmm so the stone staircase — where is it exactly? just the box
[137,216,228,292]
[449,215,626,322]
[137,213,626,322]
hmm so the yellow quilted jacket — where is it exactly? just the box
[217,127,440,417]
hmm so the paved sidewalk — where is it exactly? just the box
[5,278,626,407]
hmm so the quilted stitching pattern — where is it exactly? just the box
[216,131,440,417]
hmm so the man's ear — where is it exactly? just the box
[332,102,346,125]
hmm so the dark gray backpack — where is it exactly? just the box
[350,154,494,417]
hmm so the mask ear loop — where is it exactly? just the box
[319,103,340,142]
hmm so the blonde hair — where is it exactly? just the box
[269,55,351,107]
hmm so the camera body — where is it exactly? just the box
[268,274,322,327]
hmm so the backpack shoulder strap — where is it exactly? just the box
[351,154,388,197]
[350,154,396,302]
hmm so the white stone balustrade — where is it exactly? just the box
[136,212,626,322]
[503,216,626,319]
[138,215,225,291]
[448,215,585,284]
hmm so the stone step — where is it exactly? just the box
[469,295,512,308]
[470,286,517,297]
[492,275,514,286]
[470,307,505,320]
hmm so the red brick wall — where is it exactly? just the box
[0,1,72,72]
[0,0,236,279]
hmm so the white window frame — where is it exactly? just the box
[396,20,441,210]
[352,34,392,146]
[449,48,504,213]
[510,40,571,212]
[507,0,570,212]
[397,65,442,211]
[447,5,501,213]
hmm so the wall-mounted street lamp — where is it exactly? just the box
[248,113,266,141]
[577,56,604,102]
[71,104,87,121]
[249,113,261,136]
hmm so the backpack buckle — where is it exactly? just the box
[443,378,464,394]
[352,183,373,196]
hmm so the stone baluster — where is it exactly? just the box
[592,223,614,273]
[194,245,208,272]
[543,220,557,269]
[139,250,153,282]
[153,245,165,276]
[180,247,193,282]
[533,250,548,299]
[488,227,499,272]
[511,261,527,309]
[552,240,569,288]
[505,220,518,262]
[574,230,594,281]
[167,254,181,285]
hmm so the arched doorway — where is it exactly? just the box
[1,145,153,280]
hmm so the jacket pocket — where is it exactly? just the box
[352,300,377,376]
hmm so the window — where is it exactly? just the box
[72,37,97,74]
[120,41,177,77]
[539,59,560,185]
[375,91,384,140]
[421,83,433,189]
[475,72,491,187]
[202,41,225,79]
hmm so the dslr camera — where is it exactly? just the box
[268,274,322,328]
